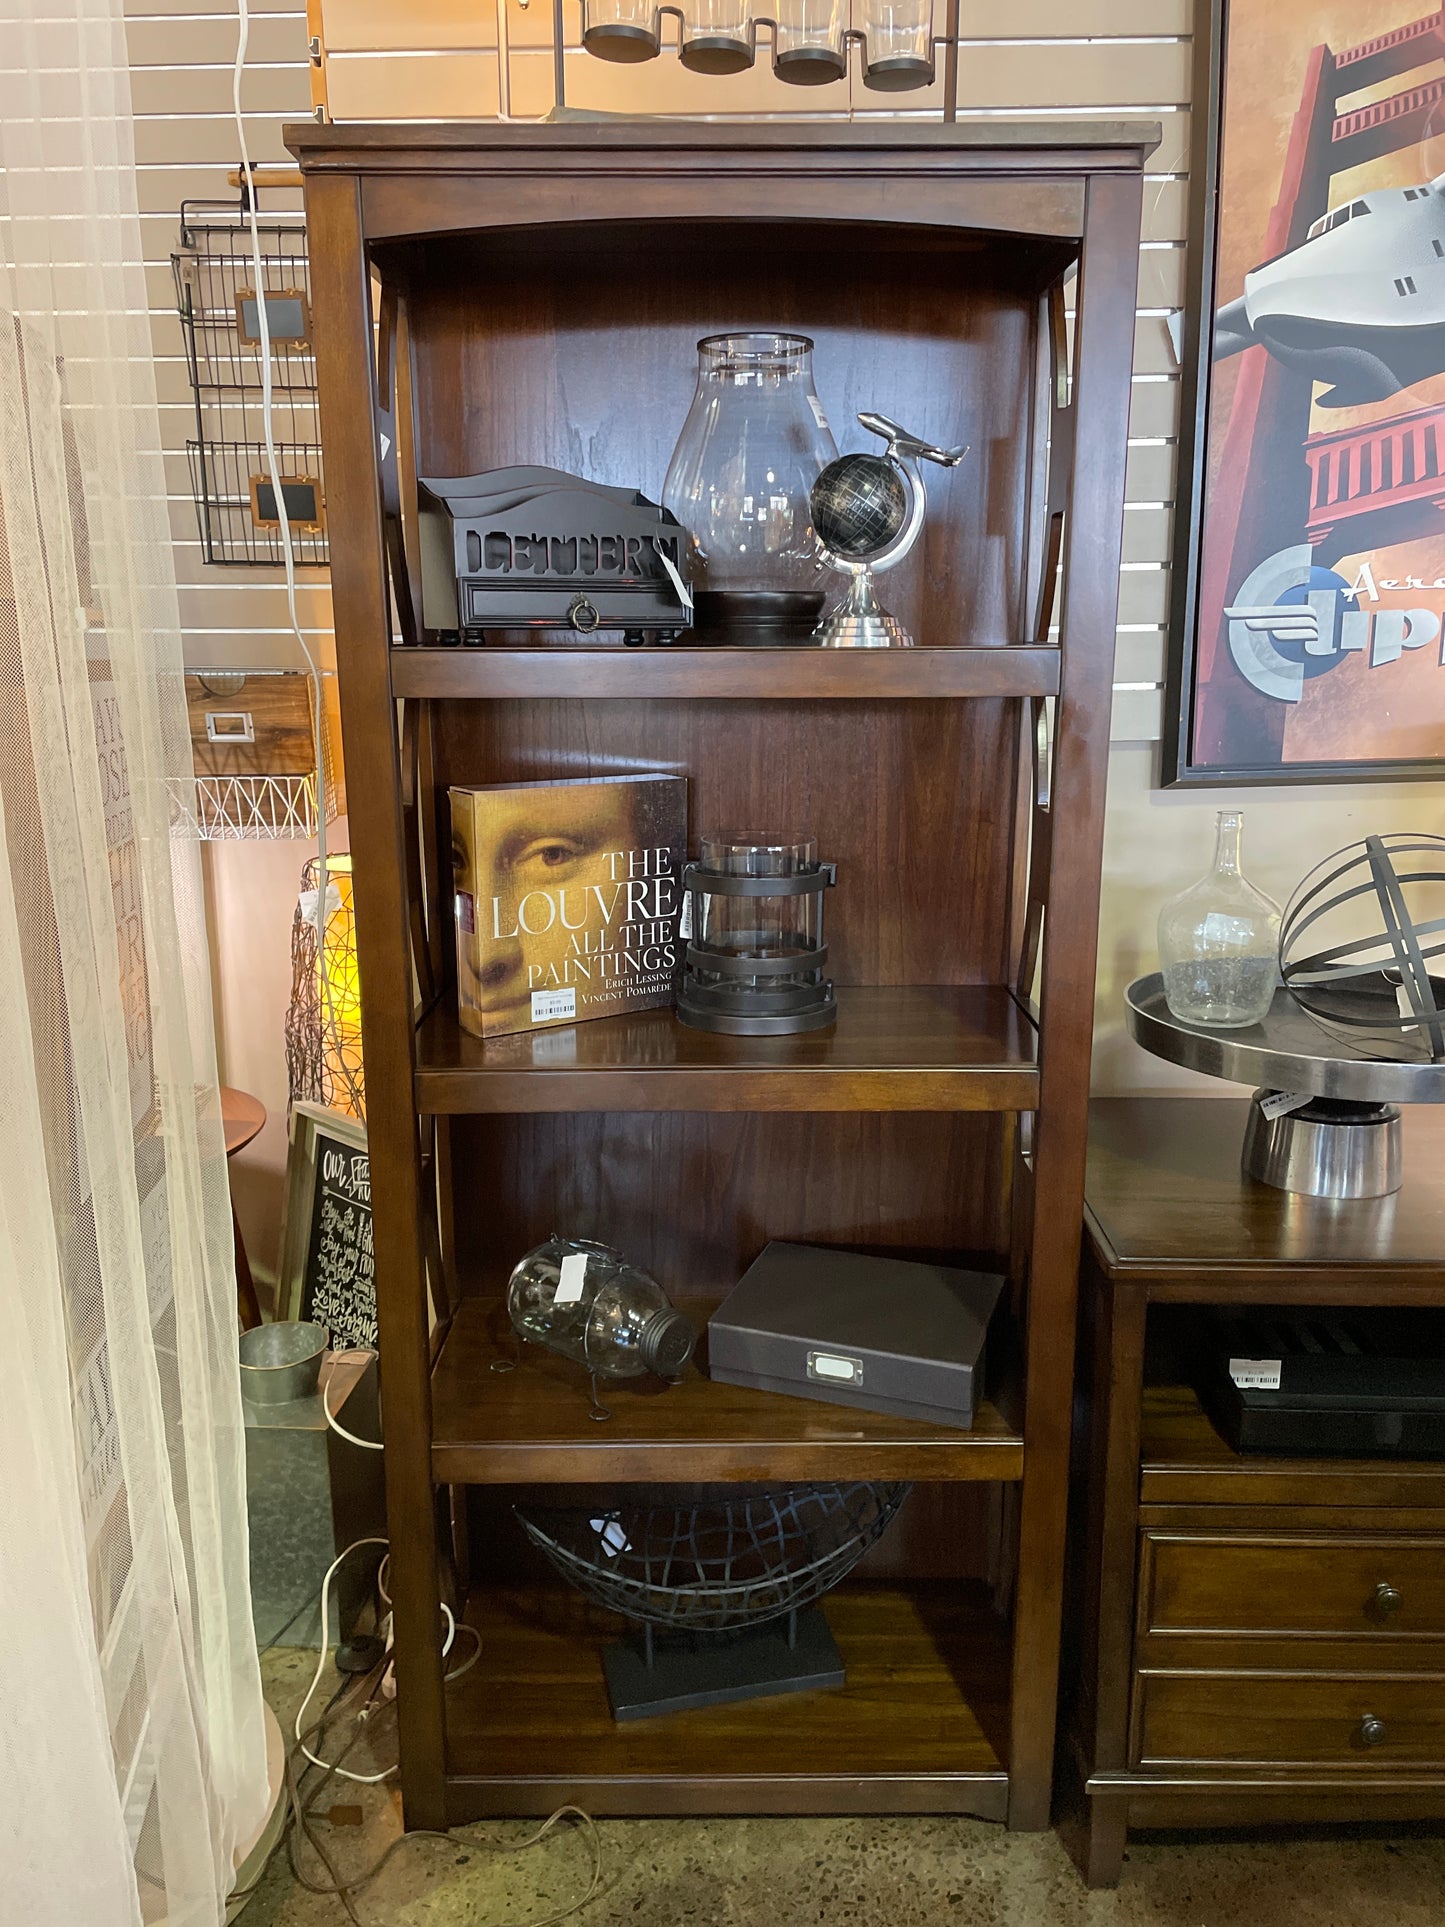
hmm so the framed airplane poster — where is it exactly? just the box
[1167,0,1445,783]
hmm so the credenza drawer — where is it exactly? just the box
[1140,1531,1445,1639]
[1135,1671,1445,1769]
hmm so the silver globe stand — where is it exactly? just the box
[815,566,912,650]
[1125,973,1445,1199]
[815,412,966,649]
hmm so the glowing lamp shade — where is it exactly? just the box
[285,852,365,1118]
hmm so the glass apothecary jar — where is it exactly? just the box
[506,1235,696,1381]
[1157,810,1282,1029]
[662,333,838,642]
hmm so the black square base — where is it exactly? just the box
[601,1607,845,1722]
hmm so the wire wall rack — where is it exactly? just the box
[173,194,329,567]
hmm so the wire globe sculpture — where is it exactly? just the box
[515,1482,910,1634]
[1279,832,1445,1063]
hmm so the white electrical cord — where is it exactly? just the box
[294,1537,393,1782]
[323,1347,384,1450]
[295,1538,479,1780]
[232,0,332,1008]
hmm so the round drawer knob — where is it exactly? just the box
[1359,1715,1388,1748]
[1372,1582,1404,1617]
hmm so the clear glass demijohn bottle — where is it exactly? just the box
[1157,810,1282,1029]
[506,1235,696,1381]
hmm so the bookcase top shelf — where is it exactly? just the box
[288,119,1162,163]
[390,646,1061,702]
[288,118,1160,251]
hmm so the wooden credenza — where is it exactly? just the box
[1068,1097,1445,1886]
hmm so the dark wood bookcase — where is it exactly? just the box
[291,120,1155,1833]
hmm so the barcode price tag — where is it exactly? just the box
[531,986,576,1023]
[554,1252,589,1305]
[1229,1357,1283,1391]
[1259,1090,1312,1121]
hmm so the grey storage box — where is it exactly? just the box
[707,1241,1004,1429]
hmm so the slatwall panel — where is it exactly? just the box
[124,0,323,672]
[122,0,1185,734]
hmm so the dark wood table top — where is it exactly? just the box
[221,1085,267,1158]
[1083,1098,1445,1292]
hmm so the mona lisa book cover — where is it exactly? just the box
[450,774,687,1039]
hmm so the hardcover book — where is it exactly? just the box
[450,774,686,1040]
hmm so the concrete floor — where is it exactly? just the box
[245,1649,1445,1927]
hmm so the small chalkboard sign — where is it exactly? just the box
[278,1102,376,1351]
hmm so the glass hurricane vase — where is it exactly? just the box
[662,331,838,642]
[1157,810,1282,1029]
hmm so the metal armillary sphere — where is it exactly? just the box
[1279,832,1445,1064]
[516,1481,910,1720]
[517,1481,909,1631]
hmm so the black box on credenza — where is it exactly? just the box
[706,1241,1004,1430]
[1197,1308,1445,1460]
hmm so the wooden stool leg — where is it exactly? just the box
[233,1204,263,1330]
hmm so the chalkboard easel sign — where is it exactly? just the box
[278,1102,376,1351]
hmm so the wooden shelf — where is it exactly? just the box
[443,1582,1011,1820]
[389,645,1061,702]
[431,1295,1024,1484]
[1139,1383,1445,1510]
[415,986,1039,1115]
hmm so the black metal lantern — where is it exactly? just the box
[676,832,837,1036]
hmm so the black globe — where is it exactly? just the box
[811,453,908,561]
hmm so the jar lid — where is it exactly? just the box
[640,1308,696,1377]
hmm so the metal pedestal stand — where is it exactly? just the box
[1125,973,1445,1199]
[602,1607,845,1721]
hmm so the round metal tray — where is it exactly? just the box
[1125,973,1445,1105]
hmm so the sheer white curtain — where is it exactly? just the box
[0,2,270,1922]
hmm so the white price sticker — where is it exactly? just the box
[679,891,693,940]
[554,1251,589,1305]
[1229,1357,1283,1391]
[531,986,576,1023]
[1258,1090,1312,1121]
[809,395,830,432]
[591,1515,631,1557]
[298,881,343,922]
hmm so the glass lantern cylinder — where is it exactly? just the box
[773,0,848,82]
[580,0,662,62]
[1157,809,1282,1029]
[676,832,838,1035]
[662,332,838,643]
[860,0,935,88]
[679,0,754,71]
[507,1235,696,1381]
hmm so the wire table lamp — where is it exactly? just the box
[286,853,365,1118]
